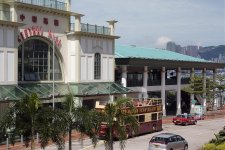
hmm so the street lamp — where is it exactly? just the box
[52,32,74,110]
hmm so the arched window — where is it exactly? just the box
[18,39,62,81]
[94,53,101,79]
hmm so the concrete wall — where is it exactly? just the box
[0,24,18,85]
[80,36,114,82]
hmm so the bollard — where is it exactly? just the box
[37,133,39,143]
[21,135,23,145]
[6,137,9,150]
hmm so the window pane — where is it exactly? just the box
[127,72,143,87]
[94,53,101,79]
[139,115,145,122]
[151,113,157,121]
[18,39,62,81]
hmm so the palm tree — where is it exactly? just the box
[62,94,76,150]
[15,93,41,150]
[36,107,68,149]
[62,94,104,150]
[0,93,41,149]
[0,93,67,150]
[101,97,139,150]
[183,75,225,110]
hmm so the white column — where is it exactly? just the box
[10,4,17,22]
[109,95,114,103]
[190,68,195,113]
[161,67,166,116]
[121,66,127,87]
[213,69,217,110]
[176,67,181,115]
[107,20,118,36]
[121,66,127,97]
[143,66,148,98]
[74,97,82,107]
[203,68,207,112]
[65,0,71,11]
[74,15,82,82]
[138,93,143,99]
[74,15,82,32]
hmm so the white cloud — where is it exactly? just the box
[156,36,172,48]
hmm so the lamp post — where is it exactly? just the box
[52,36,55,110]
[52,32,74,110]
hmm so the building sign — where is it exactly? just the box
[48,30,62,48]
[18,26,62,48]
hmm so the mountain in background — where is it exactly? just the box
[198,45,225,60]
[166,41,225,62]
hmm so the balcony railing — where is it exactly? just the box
[15,0,67,11]
[70,23,111,35]
[0,10,11,21]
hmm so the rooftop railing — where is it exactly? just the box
[0,10,11,21]
[15,0,67,11]
[70,23,111,35]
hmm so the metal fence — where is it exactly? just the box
[15,0,67,11]
[81,23,111,35]
[70,23,111,35]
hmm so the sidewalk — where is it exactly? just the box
[0,131,85,150]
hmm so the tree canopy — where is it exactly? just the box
[100,97,139,150]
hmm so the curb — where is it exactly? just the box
[81,140,104,150]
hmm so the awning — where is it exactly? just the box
[19,83,70,99]
[0,85,27,101]
[69,82,133,97]
[0,82,133,101]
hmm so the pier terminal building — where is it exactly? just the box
[0,0,224,117]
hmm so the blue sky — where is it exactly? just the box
[71,0,225,48]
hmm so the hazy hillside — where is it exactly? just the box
[198,45,225,60]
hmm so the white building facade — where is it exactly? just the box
[0,0,129,114]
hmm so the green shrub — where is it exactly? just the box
[209,138,217,143]
[216,142,225,150]
[219,130,225,137]
[202,143,216,150]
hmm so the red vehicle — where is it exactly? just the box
[96,98,163,139]
[172,114,197,126]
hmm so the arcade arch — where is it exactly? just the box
[18,37,63,82]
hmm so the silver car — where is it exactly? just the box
[148,133,188,150]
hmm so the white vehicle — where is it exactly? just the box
[148,133,188,150]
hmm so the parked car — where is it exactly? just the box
[172,114,197,126]
[193,113,204,120]
[148,133,188,150]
